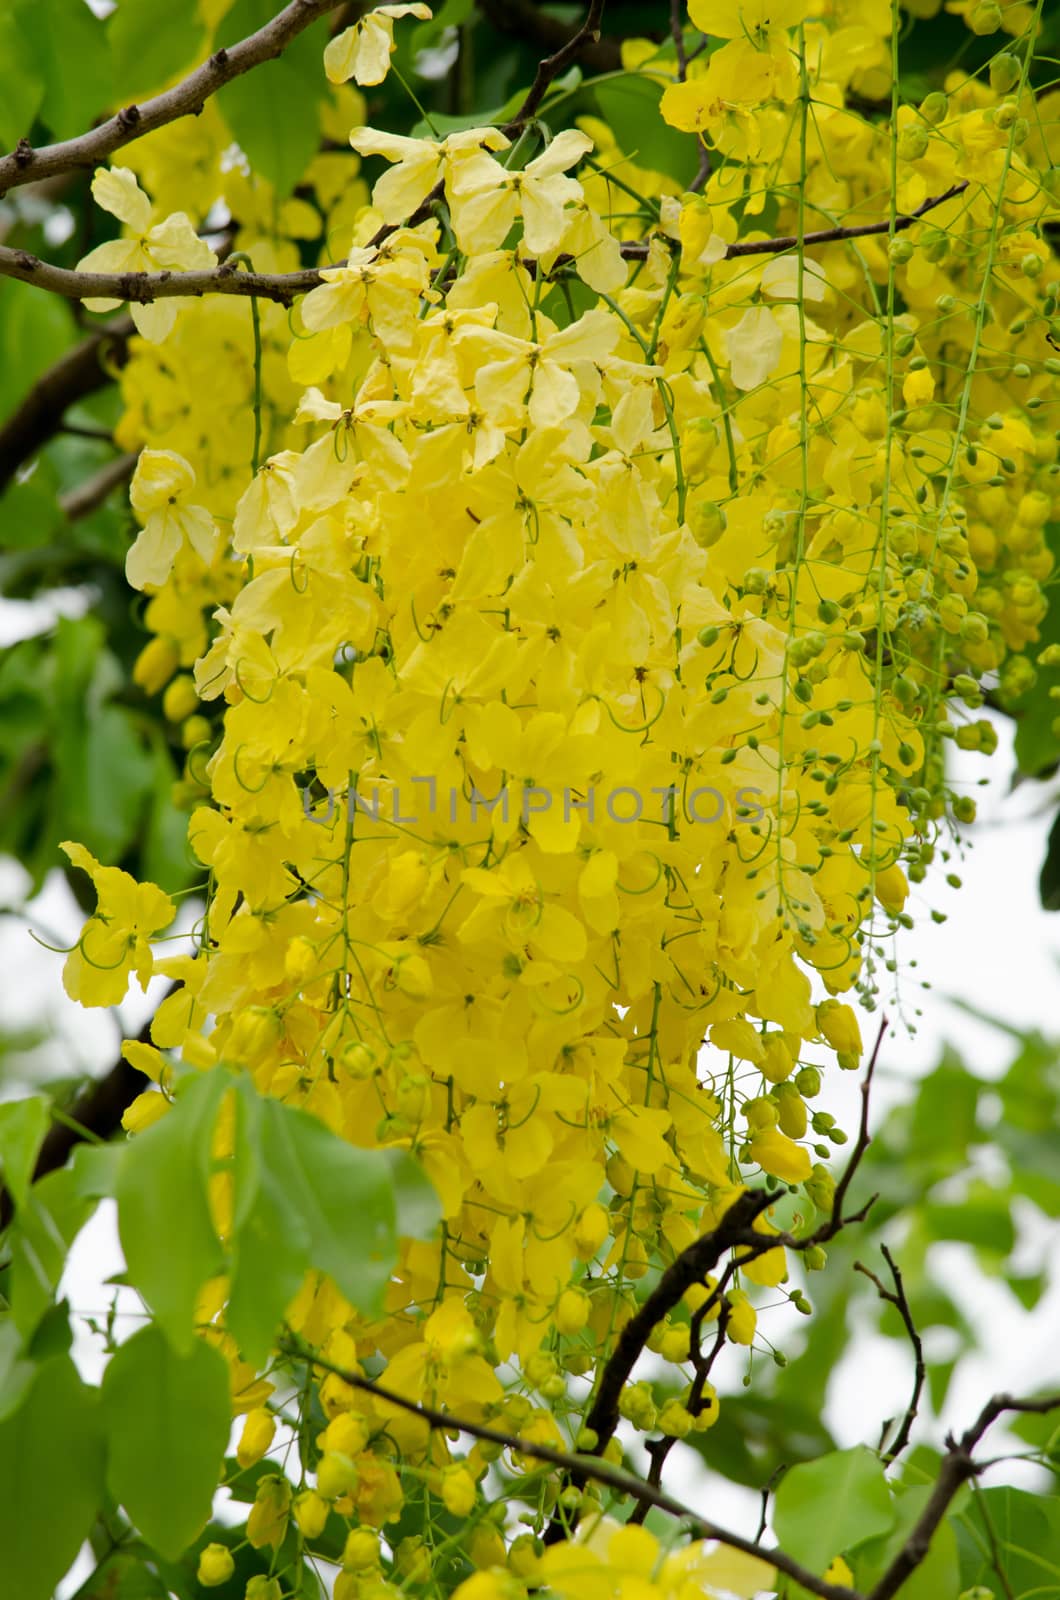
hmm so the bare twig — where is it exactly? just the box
[0,0,343,199]
[477,0,620,76]
[281,1336,858,1600]
[854,1244,924,1465]
[501,0,607,134]
[866,1392,1060,1600]
[59,450,139,521]
[619,183,971,262]
[670,0,689,80]
[0,316,132,493]
[820,1016,886,1241]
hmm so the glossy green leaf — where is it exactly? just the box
[0,1094,49,1209]
[215,0,327,196]
[115,1070,228,1352]
[108,0,205,102]
[0,10,45,150]
[16,0,112,141]
[773,1446,895,1571]
[0,1355,105,1600]
[102,1323,231,1560]
[0,282,77,426]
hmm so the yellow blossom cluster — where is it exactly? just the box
[59,0,1059,1585]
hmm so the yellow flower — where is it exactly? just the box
[815,1000,864,1056]
[903,366,936,406]
[196,1543,235,1586]
[749,1126,812,1184]
[126,450,218,591]
[60,843,174,1008]
[237,1407,276,1468]
[449,128,594,255]
[77,166,216,341]
[324,3,432,86]
[246,1474,291,1550]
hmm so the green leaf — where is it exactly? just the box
[0,1094,49,1209]
[252,1093,399,1312]
[9,1167,97,1338]
[923,1187,1015,1257]
[228,1083,407,1364]
[852,1485,960,1600]
[226,1086,312,1367]
[16,0,112,142]
[115,1071,228,1352]
[215,0,327,196]
[0,282,77,426]
[591,74,700,186]
[108,0,205,102]
[387,1147,442,1243]
[772,1446,896,1571]
[955,1486,1060,1598]
[0,9,45,150]
[0,1355,106,1600]
[102,1324,231,1560]
[0,1318,35,1424]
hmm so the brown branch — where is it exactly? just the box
[0,184,971,314]
[670,0,689,80]
[0,0,343,198]
[0,983,176,1230]
[818,1015,886,1241]
[281,1337,860,1600]
[0,316,132,494]
[0,247,328,308]
[866,1392,1060,1600]
[576,1190,774,1468]
[631,1267,734,1523]
[854,1244,924,1465]
[619,182,971,263]
[478,0,620,94]
[502,0,607,133]
[59,450,139,521]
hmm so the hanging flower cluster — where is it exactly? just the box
[60,0,1059,1590]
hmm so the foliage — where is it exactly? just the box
[0,1,1059,1598]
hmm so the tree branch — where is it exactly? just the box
[578,1190,775,1467]
[281,1336,860,1600]
[854,1244,924,1465]
[0,0,343,199]
[478,0,620,80]
[59,450,139,521]
[866,1392,1060,1600]
[0,183,970,316]
[0,985,176,1230]
[0,316,132,494]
